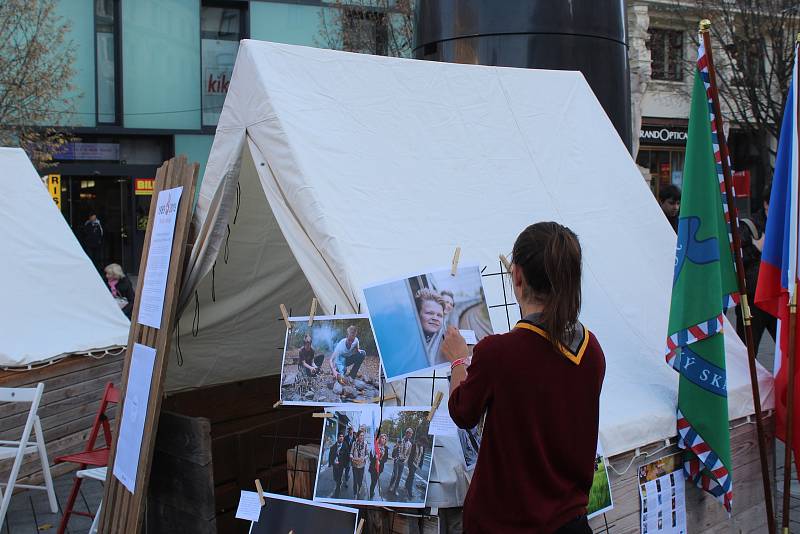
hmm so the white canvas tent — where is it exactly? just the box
[0,148,130,368]
[166,41,774,508]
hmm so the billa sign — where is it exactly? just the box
[134,178,154,195]
[47,174,61,209]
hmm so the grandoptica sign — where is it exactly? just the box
[639,124,688,147]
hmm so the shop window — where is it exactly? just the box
[636,148,685,198]
[201,3,246,127]
[95,0,119,124]
[342,8,389,56]
[649,29,684,82]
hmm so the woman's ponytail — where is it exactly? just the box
[512,222,582,351]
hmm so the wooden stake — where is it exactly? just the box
[451,247,461,276]
[312,412,334,418]
[279,304,291,330]
[254,479,265,506]
[308,298,318,326]
[701,21,775,533]
[427,391,444,422]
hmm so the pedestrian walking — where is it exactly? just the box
[82,212,104,272]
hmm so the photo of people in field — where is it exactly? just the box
[280,315,381,405]
[363,265,492,381]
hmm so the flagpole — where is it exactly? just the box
[782,37,800,533]
[784,285,798,532]
[699,20,776,532]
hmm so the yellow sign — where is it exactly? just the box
[47,175,61,209]
[134,178,154,195]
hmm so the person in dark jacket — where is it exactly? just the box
[328,433,350,498]
[443,222,605,534]
[736,187,776,349]
[404,435,426,500]
[659,185,681,232]
[104,263,134,319]
[82,213,104,272]
[368,433,389,499]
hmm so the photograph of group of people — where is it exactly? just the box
[363,265,493,381]
[279,316,381,405]
[313,406,435,508]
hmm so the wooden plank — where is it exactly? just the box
[99,155,199,533]
[145,500,216,534]
[153,411,212,464]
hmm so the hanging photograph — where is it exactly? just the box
[363,265,492,381]
[587,441,613,519]
[248,492,359,534]
[280,315,381,405]
[313,406,435,508]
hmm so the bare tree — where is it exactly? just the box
[0,0,76,168]
[672,0,800,182]
[317,0,415,58]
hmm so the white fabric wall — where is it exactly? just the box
[167,42,774,496]
[0,148,129,367]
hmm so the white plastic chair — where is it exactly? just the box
[75,467,106,534]
[0,383,58,527]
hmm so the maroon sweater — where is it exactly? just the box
[449,321,605,534]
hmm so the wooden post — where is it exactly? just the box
[699,20,775,533]
[98,156,199,533]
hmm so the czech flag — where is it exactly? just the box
[754,45,800,477]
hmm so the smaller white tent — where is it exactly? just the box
[0,148,130,368]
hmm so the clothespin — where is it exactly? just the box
[279,304,291,330]
[312,412,334,418]
[499,254,512,273]
[308,298,318,326]
[427,391,444,422]
[451,247,461,276]
[254,479,265,506]
[356,518,365,534]
[272,400,282,408]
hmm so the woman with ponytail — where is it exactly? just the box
[443,222,606,534]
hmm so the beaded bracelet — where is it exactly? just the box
[450,357,468,371]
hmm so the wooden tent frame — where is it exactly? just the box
[98,155,198,533]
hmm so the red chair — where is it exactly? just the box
[56,382,120,534]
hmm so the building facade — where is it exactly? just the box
[628,0,768,216]
[46,0,395,273]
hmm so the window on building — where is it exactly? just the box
[636,148,685,197]
[649,29,684,82]
[342,8,389,56]
[201,3,246,127]
[727,37,765,87]
[95,0,119,124]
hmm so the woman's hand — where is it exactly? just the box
[442,326,469,362]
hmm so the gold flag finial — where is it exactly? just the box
[699,19,711,32]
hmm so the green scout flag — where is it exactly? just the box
[665,53,739,513]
